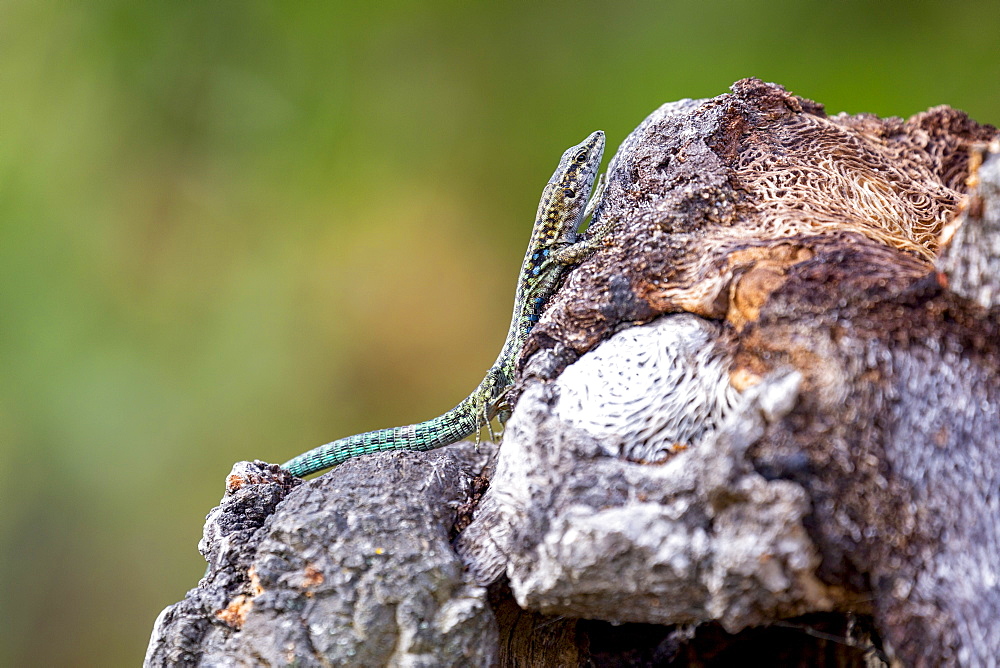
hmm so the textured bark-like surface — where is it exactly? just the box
[145,461,302,666]
[733,264,1000,666]
[488,583,885,666]
[146,447,497,667]
[938,140,1000,308]
[489,585,581,666]
[462,79,998,666]
[459,352,842,627]
[148,80,999,667]
[520,78,995,376]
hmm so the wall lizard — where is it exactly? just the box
[281,130,609,476]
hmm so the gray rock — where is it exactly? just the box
[147,80,999,667]
[938,140,1000,308]
[458,322,834,632]
[147,448,497,667]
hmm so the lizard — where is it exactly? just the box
[281,130,610,477]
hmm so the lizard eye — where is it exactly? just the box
[575,151,588,163]
[563,188,576,198]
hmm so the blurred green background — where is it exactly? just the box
[1,0,997,664]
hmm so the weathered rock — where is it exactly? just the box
[733,261,1000,666]
[521,78,994,374]
[464,79,999,666]
[147,447,497,667]
[146,461,302,666]
[938,140,1000,308]
[459,336,841,631]
[148,80,999,667]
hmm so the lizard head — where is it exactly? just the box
[535,130,606,233]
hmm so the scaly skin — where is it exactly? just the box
[282,131,608,476]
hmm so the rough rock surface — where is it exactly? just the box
[145,461,302,666]
[459,354,841,630]
[147,447,496,667]
[731,251,1000,667]
[467,79,999,666]
[520,78,994,373]
[938,139,1000,308]
[147,80,998,667]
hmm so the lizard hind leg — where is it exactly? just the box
[471,368,513,446]
[492,385,512,427]
[477,401,497,446]
[470,372,500,446]
[470,400,502,447]
[477,386,512,446]
[486,383,516,444]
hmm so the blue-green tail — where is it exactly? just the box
[281,386,491,477]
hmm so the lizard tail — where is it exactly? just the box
[281,396,481,477]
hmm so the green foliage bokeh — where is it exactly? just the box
[1,1,997,664]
